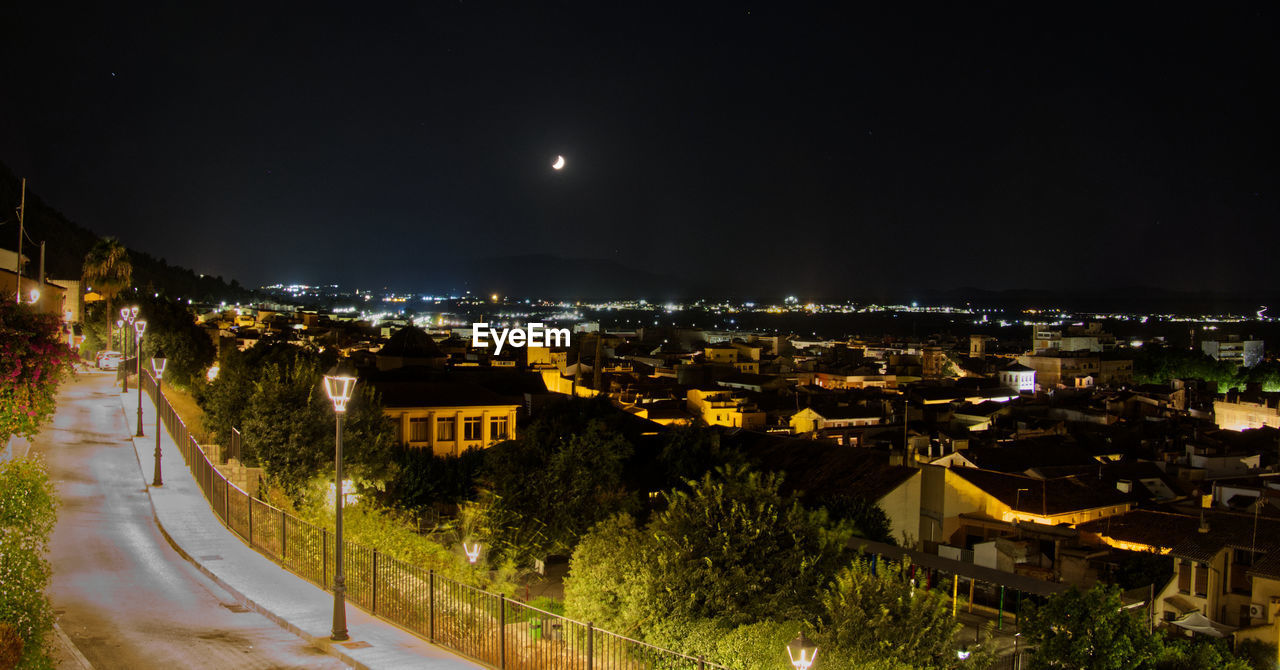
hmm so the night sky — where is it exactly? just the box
[1,3,1275,297]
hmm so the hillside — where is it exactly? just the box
[0,161,253,302]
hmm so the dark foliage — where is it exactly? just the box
[383,446,485,512]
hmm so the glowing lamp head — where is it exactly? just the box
[787,632,818,670]
[323,360,358,413]
[130,306,139,319]
[121,307,131,321]
[151,348,167,378]
[463,542,482,564]
[957,649,972,661]
[117,319,124,329]
[135,319,147,337]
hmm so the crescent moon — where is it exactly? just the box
[552,155,565,170]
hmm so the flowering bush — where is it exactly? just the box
[0,301,76,443]
[0,456,58,670]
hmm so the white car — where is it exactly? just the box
[96,350,125,370]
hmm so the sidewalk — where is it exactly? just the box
[117,383,483,670]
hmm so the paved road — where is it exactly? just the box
[34,371,347,669]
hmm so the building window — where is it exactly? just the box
[1178,560,1191,594]
[437,417,456,441]
[409,417,430,442]
[490,417,508,441]
[464,417,482,441]
[1194,563,1208,597]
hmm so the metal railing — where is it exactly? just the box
[142,373,728,670]
[991,652,1027,670]
[227,426,241,463]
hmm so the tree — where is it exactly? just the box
[657,423,746,486]
[1023,585,1159,670]
[1245,361,1280,393]
[1112,551,1173,592]
[817,557,987,668]
[646,465,852,627]
[240,355,394,500]
[81,237,132,352]
[1132,346,1243,391]
[564,465,853,644]
[562,514,654,635]
[818,493,895,544]
[1154,637,1251,670]
[477,397,639,562]
[0,456,58,670]
[383,446,485,513]
[134,295,216,389]
[200,340,310,442]
[0,301,76,443]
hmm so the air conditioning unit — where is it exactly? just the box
[1249,604,1265,619]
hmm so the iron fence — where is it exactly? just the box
[142,373,730,670]
[990,652,1027,670]
[227,426,241,463]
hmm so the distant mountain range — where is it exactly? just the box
[896,287,1279,315]
[415,253,696,302]
[5,159,1273,314]
[0,162,253,301]
[416,256,1278,314]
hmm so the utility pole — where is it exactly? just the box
[15,178,24,303]
[592,321,603,394]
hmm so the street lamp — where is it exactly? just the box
[463,542,482,564]
[134,320,147,437]
[150,348,167,487]
[120,308,133,392]
[787,631,818,670]
[323,360,358,642]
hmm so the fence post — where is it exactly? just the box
[281,510,287,562]
[248,497,253,548]
[698,655,705,670]
[372,550,379,614]
[322,528,328,588]
[429,570,435,642]
[587,621,594,670]
[498,594,506,669]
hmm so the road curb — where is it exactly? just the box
[52,623,94,670]
[117,394,370,670]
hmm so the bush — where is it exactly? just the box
[0,456,58,670]
[0,622,23,670]
[0,301,77,443]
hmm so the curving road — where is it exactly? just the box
[34,371,347,669]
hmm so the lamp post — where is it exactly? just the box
[150,348,166,487]
[120,307,133,392]
[787,631,818,670]
[116,318,125,383]
[135,320,147,437]
[323,360,358,642]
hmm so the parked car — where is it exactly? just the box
[96,350,124,370]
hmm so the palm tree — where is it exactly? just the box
[82,237,133,351]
